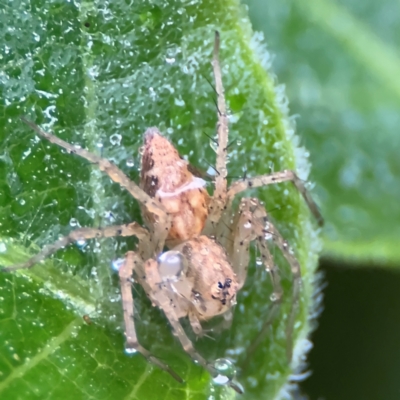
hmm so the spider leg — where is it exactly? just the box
[20,117,170,252]
[212,31,228,198]
[2,222,148,271]
[163,304,243,394]
[241,198,302,362]
[204,31,229,233]
[227,199,283,364]
[227,169,323,226]
[119,251,183,383]
[228,198,283,297]
[188,311,204,337]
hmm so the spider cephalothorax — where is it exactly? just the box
[3,32,322,394]
[140,127,210,246]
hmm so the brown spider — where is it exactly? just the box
[3,32,322,393]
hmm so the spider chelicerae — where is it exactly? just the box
[3,32,322,393]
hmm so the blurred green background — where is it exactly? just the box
[244,0,400,398]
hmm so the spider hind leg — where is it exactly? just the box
[228,198,301,365]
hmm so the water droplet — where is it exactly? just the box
[219,167,227,178]
[212,358,236,385]
[19,199,26,206]
[255,258,262,266]
[243,221,251,229]
[264,231,272,241]
[22,148,32,159]
[125,347,138,355]
[174,97,185,107]
[111,258,125,272]
[206,166,217,176]
[158,251,185,282]
[236,139,242,146]
[69,218,78,227]
[270,293,280,302]
[76,238,86,247]
[126,158,134,167]
[109,133,122,146]
[104,211,115,221]
[96,142,103,149]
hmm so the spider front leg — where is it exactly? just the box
[20,118,171,253]
[2,222,149,271]
[227,169,324,226]
[118,251,183,383]
[204,31,229,233]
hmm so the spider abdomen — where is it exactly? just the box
[174,236,238,319]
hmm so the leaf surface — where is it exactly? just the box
[0,0,321,398]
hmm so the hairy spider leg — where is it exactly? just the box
[239,198,303,364]
[20,117,171,253]
[119,251,183,383]
[228,198,283,295]
[3,223,148,271]
[226,198,283,356]
[227,169,324,226]
[205,31,230,232]
[188,311,204,337]
[212,31,229,199]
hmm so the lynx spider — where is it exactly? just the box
[4,32,323,393]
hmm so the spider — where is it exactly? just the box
[3,32,322,393]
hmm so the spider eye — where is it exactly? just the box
[157,251,185,282]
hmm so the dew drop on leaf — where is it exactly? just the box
[111,258,125,272]
[69,218,78,227]
[211,358,236,385]
[126,158,134,167]
[109,133,122,146]
[125,347,138,355]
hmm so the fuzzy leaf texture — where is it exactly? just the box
[0,0,321,399]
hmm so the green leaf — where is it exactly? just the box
[0,0,321,398]
[245,0,400,266]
